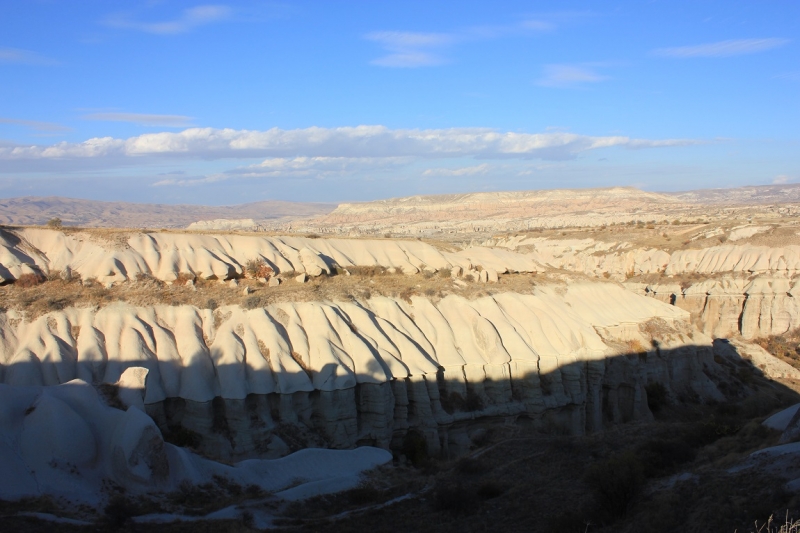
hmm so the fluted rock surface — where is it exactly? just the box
[0,283,723,460]
[631,276,800,339]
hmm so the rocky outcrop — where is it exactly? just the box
[0,283,724,460]
[0,228,474,283]
[0,379,391,504]
[630,276,800,339]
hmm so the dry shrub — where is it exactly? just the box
[625,339,647,354]
[245,258,274,279]
[15,273,43,288]
[173,272,195,286]
[432,483,478,515]
[348,265,387,277]
[291,350,311,376]
[585,451,645,520]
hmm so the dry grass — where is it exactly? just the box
[0,268,577,319]
[756,330,800,371]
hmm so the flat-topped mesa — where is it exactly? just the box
[316,187,681,226]
[0,283,723,460]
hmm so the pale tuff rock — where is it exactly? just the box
[0,379,391,504]
[3,228,799,287]
[0,228,458,284]
[242,286,252,295]
[728,225,771,241]
[117,366,150,411]
[714,339,800,381]
[269,277,281,287]
[187,218,257,231]
[0,284,722,460]
[298,246,329,277]
[639,276,800,339]
[295,273,307,283]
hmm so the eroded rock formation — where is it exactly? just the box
[0,284,723,460]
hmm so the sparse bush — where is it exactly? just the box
[46,217,62,229]
[245,258,274,279]
[585,451,645,520]
[476,479,506,500]
[173,272,195,286]
[455,457,487,475]
[290,350,312,377]
[243,295,268,309]
[432,483,478,515]
[625,339,647,355]
[401,430,428,467]
[103,494,137,527]
[345,483,383,505]
[636,437,695,476]
[348,265,386,277]
[15,273,43,288]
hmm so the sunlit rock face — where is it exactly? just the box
[0,283,723,460]
[632,276,800,340]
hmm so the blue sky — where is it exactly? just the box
[0,1,798,205]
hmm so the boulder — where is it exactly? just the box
[117,367,149,411]
[298,247,329,277]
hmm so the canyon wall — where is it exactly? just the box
[0,284,722,461]
[490,236,800,340]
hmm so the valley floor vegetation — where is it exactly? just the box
[1,352,799,533]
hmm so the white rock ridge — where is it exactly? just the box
[0,378,391,504]
[0,283,723,459]
[0,228,481,283]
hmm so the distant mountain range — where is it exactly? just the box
[0,183,798,229]
[0,196,336,228]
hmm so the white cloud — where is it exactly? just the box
[0,118,70,132]
[82,112,194,127]
[775,71,800,81]
[0,47,57,65]
[152,156,410,186]
[519,20,555,31]
[654,38,790,58]
[423,164,490,177]
[365,18,556,68]
[537,64,608,87]
[0,126,698,165]
[104,5,231,35]
[365,31,453,67]
[773,175,791,184]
